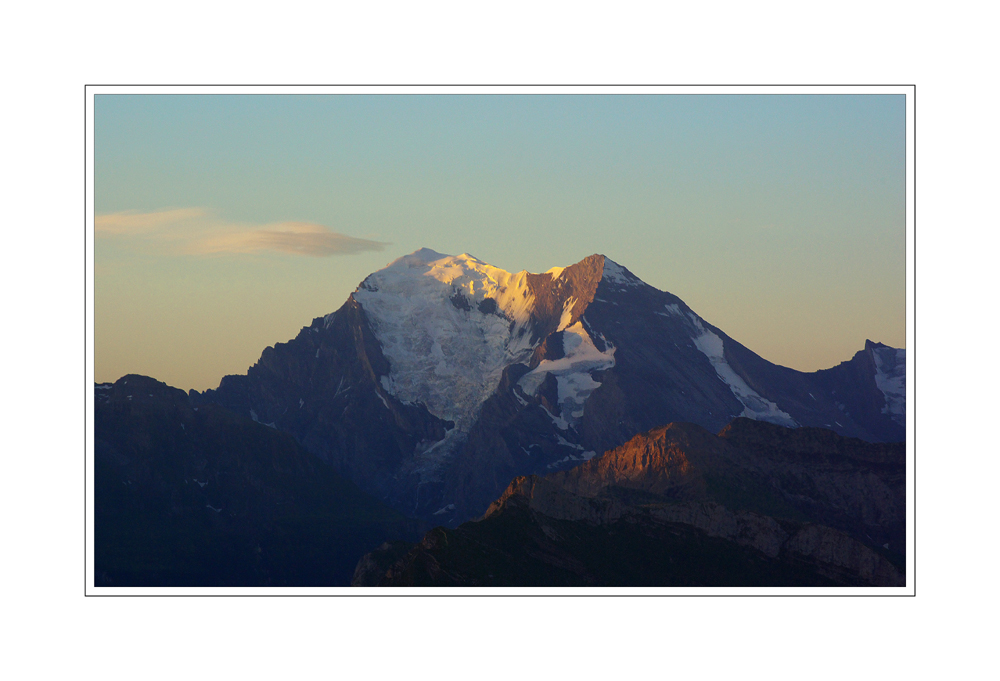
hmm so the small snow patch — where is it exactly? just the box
[872,347,906,426]
[556,434,585,450]
[518,321,615,428]
[433,504,456,516]
[556,296,578,332]
[602,258,640,287]
[546,450,597,468]
[540,404,570,431]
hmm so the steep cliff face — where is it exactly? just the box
[194,296,455,514]
[356,419,905,587]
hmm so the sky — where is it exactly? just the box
[95,94,905,392]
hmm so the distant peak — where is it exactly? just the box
[412,247,449,259]
[864,339,904,354]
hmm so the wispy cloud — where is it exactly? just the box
[95,208,208,236]
[95,208,389,257]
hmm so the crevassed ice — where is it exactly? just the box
[518,321,616,428]
[872,347,906,426]
[352,249,544,448]
[688,314,797,428]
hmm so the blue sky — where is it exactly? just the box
[95,94,905,390]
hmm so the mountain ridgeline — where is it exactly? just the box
[192,249,906,527]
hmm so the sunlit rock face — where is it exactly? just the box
[196,248,904,524]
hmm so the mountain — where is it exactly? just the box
[94,375,422,586]
[194,249,905,524]
[353,419,905,587]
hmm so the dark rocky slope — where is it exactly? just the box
[192,297,454,516]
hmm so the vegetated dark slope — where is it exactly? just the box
[95,375,422,587]
[355,419,904,587]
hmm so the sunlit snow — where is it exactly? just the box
[352,249,552,465]
[556,297,578,332]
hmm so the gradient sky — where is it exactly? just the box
[95,94,905,392]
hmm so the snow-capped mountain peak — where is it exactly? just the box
[200,248,904,524]
[350,250,548,455]
[349,249,614,467]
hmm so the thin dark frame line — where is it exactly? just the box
[87,83,916,87]
[84,84,88,597]
[84,84,915,597]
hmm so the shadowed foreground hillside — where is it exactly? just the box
[95,375,422,586]
[355,420,905,587]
